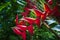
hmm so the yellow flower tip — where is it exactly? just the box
[41,15,43,19]
[30,9,36,16]
[43,3,46,11]
[11,26,16,29]
[19,21,22,23]
[15,19,16,22]
[26,17,36,20]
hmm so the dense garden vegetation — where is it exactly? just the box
[0,0,60,40]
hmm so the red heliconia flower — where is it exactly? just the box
[12,27,27,40]
[44,3,52,16]
[20,17,35,24]
[12,27,22,35]
[27,25,34,35]
[35,17,40,28]
[32,9,42,17]
[46,0,53,5]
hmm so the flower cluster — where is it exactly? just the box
[12,0,60,40]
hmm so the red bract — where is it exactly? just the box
[35,17,40,28]
[12,26,26,40]
[17,25,27,31]
[32,9,42,17]
[12,27,22,35]
[31,9,46,21]
[21,17,35,24]
[44,3,52,16]
[41,13,46,21]
[27,25,34,35]
[46,0,53,5]
[21,31,26,40]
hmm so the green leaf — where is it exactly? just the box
[0,2,10,11]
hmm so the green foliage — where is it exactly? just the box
[0,0,59,40]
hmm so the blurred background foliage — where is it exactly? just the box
[0,0,60,40]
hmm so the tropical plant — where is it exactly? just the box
[0,0,60,40]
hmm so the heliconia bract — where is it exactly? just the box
[27,25,34,35]
[44,3,52,16]
[12,0,57,40]
[34,17,40,28]
[20,17,35,24]
[33,9,42,17]
[17,25,27,31]
[12,27,22,35]
[19,20,25,25]
[41,13,46,21]
[21,31,26,40]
